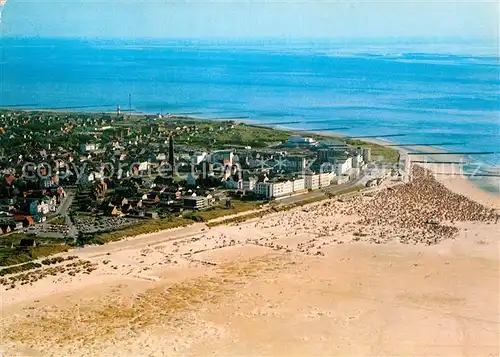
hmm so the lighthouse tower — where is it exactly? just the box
[117,105,121,116]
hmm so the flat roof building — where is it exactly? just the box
[183,196,209,210]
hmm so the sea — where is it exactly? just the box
[1,37,499,192]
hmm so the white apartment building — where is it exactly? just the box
[319,172,335,187]
[305,174,320,190]
[256,173,333,199]
[255,180,294,199]
[334,157,353,176]
[292,177,305,192]
[271,181,294,198]
[304,172,335,190]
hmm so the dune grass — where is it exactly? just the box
[5,256,289,348]
[183,200,261,222]
[0,244,72,267]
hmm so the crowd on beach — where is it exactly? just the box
[346,166,498,244]
[358,166,497,223]
[248,165,498,248]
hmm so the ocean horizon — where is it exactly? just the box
[1,37,499,191]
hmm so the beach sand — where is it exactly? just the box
[0,165,499,357]
[422,162,499,210]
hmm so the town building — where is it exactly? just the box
[285,156,307,172]
[319,172,335,187]
[362,148,371,162]
[254,182,269,198]
[80,143,99,153]
[242,177,257,191]
[183,196,209,210]
[303,171,334,190]
[255,180,294,199]
[39,177,53,189]
[352,153,363,168]
[304,174,320,190]
[145,211,159,219]
[224,174,243,190]
[191,152,208,165]
[318,148,346,163]
[285,135,318,147]
[105,205,122,216]
[210,150,234,166]
[292,177,306,192]
[334,157,353,176]
[186,172,198,186]
[14,215,35,227]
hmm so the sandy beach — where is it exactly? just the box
[0,163,499,356]
[1,2,498,354]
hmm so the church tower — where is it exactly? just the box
[168,135,175,168]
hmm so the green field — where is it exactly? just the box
[0,244,71,267]
[182,200,262,222]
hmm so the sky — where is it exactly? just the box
[1,0,499,40]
